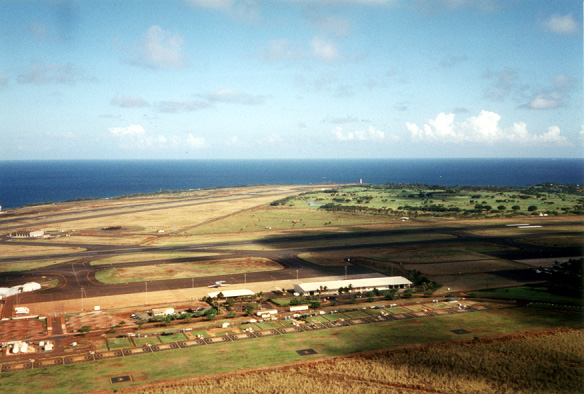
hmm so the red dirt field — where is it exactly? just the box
[0,317,46,342]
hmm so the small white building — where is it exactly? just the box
[293,276,412,296]
[289,305,309,312]
[9,229,45,238]
[256,309,278,317]
[151,307,175,317]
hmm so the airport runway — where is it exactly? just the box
[1,221,581,308]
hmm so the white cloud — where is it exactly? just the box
[310,15,352,37]
[310,37,341,63]
[185,0,235,10]
[406,110,568,145]
[201,88,266,105]
[133,26,187,69]
[554,74,576,90]
[185,0,259,22]
[333,125,385,141]
[186,134,207,149]
[483,68,527,102]
[111,94,149,108]
[260,133,283,145]
[108,125,146,136]
[543,13,579,35]
[17,63,93,85]
[157,100,209,113]
[526,93,561,110]
[262,39,302,62]
[324,115,358,124]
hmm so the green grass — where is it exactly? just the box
[186,205,392,235]
[2,307,582,393]
[255,321,282,329]
[473,286,584,306]
[133,336,161,347]
[94,258,282,284]
[270,297,308,307]
[0,259,71,272]
[343,310,371,319]
[90,251,220,265]
[159,332,188,343]
[106,337,132,349]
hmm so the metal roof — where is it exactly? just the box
[294,276,412,293]
[208,289,255,298]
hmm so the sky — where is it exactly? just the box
[0,0,582,160]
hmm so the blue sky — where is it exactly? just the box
[0,0,581,160]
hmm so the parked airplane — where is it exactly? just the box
[208,281,229,288]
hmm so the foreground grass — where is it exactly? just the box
[140,330,584,394]
[2,307,582,394]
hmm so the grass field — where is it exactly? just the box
[0,258,72,272]
[94,257,283,284]
[2,307,582,394]
[90,251,221,266]
[136,329,584,394]
[473,286,584,306]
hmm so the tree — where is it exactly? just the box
[310,301,321,309]
[204,308,216,320]
[497,205,506,211]
[528,205,538,212]
[511,205,521,211]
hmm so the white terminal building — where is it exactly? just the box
[207,289,255,299]
[293,276,412,296]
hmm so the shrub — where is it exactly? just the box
[310,301,321,309]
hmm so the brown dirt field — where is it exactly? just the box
[0,317,46,342]
[66,311,125,332]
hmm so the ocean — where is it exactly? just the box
[0,159,583,210]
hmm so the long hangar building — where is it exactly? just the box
[293,276,412,296]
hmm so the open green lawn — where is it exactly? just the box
[159,332,188,343]
[2,306,582,394]
[186,206,393,235]
[133,336,161,347]
[106,337,132,349]
[290,185,583,217]
[473,286,584,306]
